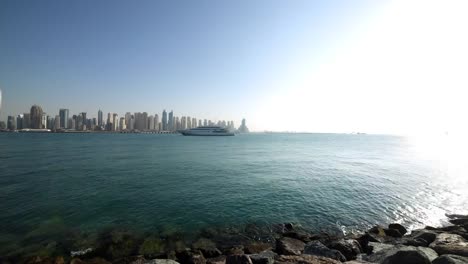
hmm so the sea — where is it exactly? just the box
[0,132,466,255]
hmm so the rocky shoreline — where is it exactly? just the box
[2,214,468,264]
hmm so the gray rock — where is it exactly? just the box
[430,233,468,257]
[276,237,305,255]
[206,256,226,264]
[388,223,407,236]
[248,250,276,264]
[432,254,468,264]
[176,250,207,264]
[193,238,222,258]
[401,237,430,247]
[364,244,438,264]
[143,260,181,264]
[274,254,341,264]
[383,228,403,238]
[226,255,252,264]
[409,230,438,245]
[283,231,312,242]
[327,239,362,261]
[303,241,346,262]
[449,219,468,226]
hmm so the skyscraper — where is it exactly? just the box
[54,115,60,130]
[41,113,47,129]
[162,110,167,131]
[154,114,159,131]
[98,109,103,127]
[125,112,132,130]
[59,109,69,129]
[148,115,155,130]
[23,113,31,128]
[168,111,174,131]
[30,105,43,129]
[238,118,249,133]
[16,114,23,129]
[7,116,16,130]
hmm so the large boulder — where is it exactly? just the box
[303,241,346,262]
[244,242,272,254]
[327,239,362,261]
[176,250,206,264]
[283,230,312,243]
[135,260,181,264]
[432,254,468,264]
[248,250,276,264]
[193,238,222,258]
[225,255,252,264]
[408,230,438,246]
[429,233,468,257]
[383,229,402,238]
[364,244,438,264]
[388,224,407,236]
[274,254,340,264]
[276,237,305,255]
[206,256,226,264]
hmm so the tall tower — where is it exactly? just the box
[162,110,168,131]
[30,105,44,129]
[98,109,103,126]
[59,109,69,129]
[168,111,174,131]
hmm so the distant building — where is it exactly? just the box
[16,114,23,129]
[98,109,103,127]
[41,113,47,129]
[59,109,69,129]
[238,118,249,133]
[119,117,126,131]
[54,115,60,130]
[7,116,16,130]
[148,115,155,130]
[162,110,168,131]
[125,112,132,130]
[30,105,43,129]
[168,111,174,131]
[154,114,159,131]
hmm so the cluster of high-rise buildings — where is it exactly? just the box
[3,104,240,132]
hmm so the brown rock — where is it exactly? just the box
[275,254,340,264]
[225,255,252,264]
[429,233,468,257]
[276,237,305,255]
[244,242,272,254]
[206,255,226,264]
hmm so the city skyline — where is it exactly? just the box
[1,1,467,134]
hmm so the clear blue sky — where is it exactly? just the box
[1,0,466,133]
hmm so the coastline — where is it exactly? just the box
[2,214,467,264]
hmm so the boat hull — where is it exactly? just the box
[180,131,235,136]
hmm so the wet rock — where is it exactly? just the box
[429,233,468,257]
[70,258,112,264]
[71,248,93,257]
[327,239,362,261]
[274,254,340,264]
[368,226,385,236]
[244,242,272,254]
[139,237,166,258]
[176,250,206,264]
[276,237,305,255]
[222,245,244,255]
[135,259,181,264]
[193,238,222,258]
[367,242,394,255]
[383,228,402,238]
[401,237,429,247]
[364,245,437,264]
[388,224,407,236]
[206,255,226,264]
[303,241,346,262]
[225,255,252,264]
[447,214,468,220]
[449,219,468,226]
[248,250,276,264]
[54,256,65,264]
[432,254,468,264]
[283,231,312,243]
[96,229,140,260]
[356,234,382,254]
[409,229,438,246]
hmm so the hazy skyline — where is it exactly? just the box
[1,0,466,134]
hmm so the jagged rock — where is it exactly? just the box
[225,255,252,264]
[276,237,305,255]
[429,233,468,257]
[248,250,276,264]
[368,226,385,236]
[223,245,244,255]
[193,238,222,258]
[409,230,438,246]
[388,224,407,236]
[449,219,468,226]
[139,237,167,258]
[343,261,376,264]
[303,241,346,262]
[206,256,226,264]
[327,239,362,261]
[283,231,312,242]
[357,234,382,254]
[176,250,206,264]
[432,254,468,264]
[244,242,272,254]
[133,260,181,264]
[364,244,437,264]
[367,242,394,254]
[70,258,112,264]
[401,237,429,247]
[447,214,468,220]
[274,254,340,264]
[96,229,140,260]
[383,228,402,238]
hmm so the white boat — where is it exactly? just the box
[180,126,235,136]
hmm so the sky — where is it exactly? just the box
[0,0,467,134]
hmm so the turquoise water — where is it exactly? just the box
[0,133,465,253]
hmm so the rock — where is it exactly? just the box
[176,250,206,264]
[139,237,167,258]
[388,223,407,236]
[401,237,429,247]
[409,230,438,246]
[193,238,222,258]
[96,229,140,260]
[364,245,437,264]
[225,255,252,264]
[449,219,468,226]
[136,260,181,264]
[368,226,385,236]
[284,223,294,231]
[206,256,226,264]
[283,231,312,242]
[383,228,403,238]
[54,256,65,264]
[367,242,394,254]
[223,245,244,255]
[327,239,362,261]
[70,258,112,264]
[343,261,376,264]
[356,234,382,254]
[447,214,468,219]
[274,254,340,264]
[303,241,346,262]
[432,254,468,264]
[244,242,272,254]
[71,248,94,257]
[276,237,305,255]
[429,233,468,257]
[248,250,276,264]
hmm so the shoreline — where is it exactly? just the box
[2,214,467,264]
